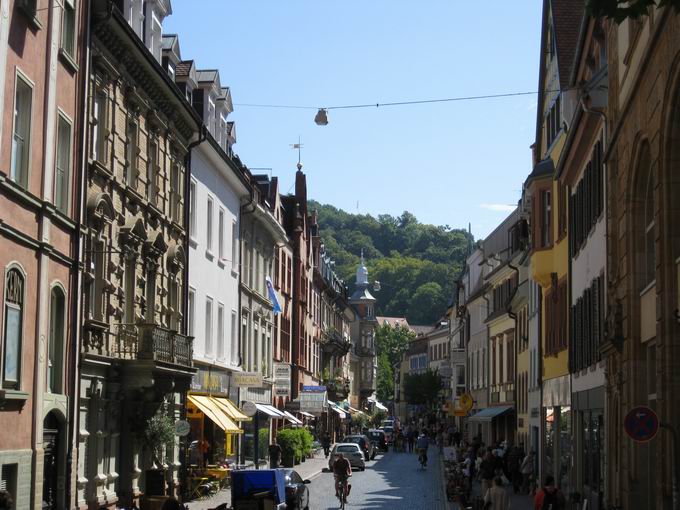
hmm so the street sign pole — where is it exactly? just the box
[661,422,680,510]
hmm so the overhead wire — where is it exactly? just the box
[233,87,573,111]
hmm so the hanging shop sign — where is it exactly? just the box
[273,363,291,397]
[459,393,474,412]
[174,420,191,436]
[234,372,264,388]
[299,387,327,415]
[242,401,259,417]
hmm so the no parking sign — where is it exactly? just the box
[624,406,659,442]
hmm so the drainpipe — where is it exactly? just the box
[67,0,93,506]
[179,123,205,499]
[481,293,490,443]
[507,259,520,444]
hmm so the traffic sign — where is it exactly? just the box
[624,405,659,442]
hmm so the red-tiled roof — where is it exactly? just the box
[176,60,194,77]
[551,0,585,87]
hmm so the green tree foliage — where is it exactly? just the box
[309,200,472,324]
[403,369,442,407]
[376,353,394,402]
[375,323,416,367]
[586,0,680,22]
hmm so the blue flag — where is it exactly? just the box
[266,276,282,314]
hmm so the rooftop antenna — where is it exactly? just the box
[290,136,304,170]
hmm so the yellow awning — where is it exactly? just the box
[188,394,242,433]
[211,397,251,422]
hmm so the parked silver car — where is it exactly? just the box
[328,443,365,471]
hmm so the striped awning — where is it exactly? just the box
[211,397,251,422]
[188,395,242,433]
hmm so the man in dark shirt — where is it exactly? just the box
[333,453,352,499]
[268,440,282,468]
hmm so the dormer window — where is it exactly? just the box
[207,96,216,135]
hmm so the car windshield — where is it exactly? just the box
[336,445,359,453]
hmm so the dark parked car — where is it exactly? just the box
[343,434,376,460]
[367,429,388,452]
[281,468,311,510]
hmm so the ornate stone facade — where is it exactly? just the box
[76,3,199,509]
[603,8,680,509]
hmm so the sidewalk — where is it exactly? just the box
[185,451,328,510]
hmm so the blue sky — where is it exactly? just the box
[165,1,542,238]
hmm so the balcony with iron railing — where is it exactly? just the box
[320,327,352,357]
[113,323,193,368]
[354,343,376,357]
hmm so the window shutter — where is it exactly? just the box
[593,276,601,361]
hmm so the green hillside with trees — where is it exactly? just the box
[309,200,473,325]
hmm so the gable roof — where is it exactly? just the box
[376,316,411,329]
[551,0,585,88]
[175,60,194,78]
[534,0,585,150]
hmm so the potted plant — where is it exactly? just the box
[142,411,175,496]
[276,429,297,468]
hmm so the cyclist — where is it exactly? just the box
[333,452,352,500]
[416,432,429,467]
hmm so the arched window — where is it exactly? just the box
[48,287,66,394]
[3,267,25,390]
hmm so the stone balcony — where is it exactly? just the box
[83,321,193,369]
[324,377,351,401]
[320,328,352,357]
[354,343,376,357]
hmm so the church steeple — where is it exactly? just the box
[350,251,375,303]
[356,249,369,286]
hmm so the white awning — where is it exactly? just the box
[374,401,388,412]
[299,411,314,418]
[330,406,346,419]
[255,403,286,418]
[282,411,303,425]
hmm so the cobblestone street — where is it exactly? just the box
[308,446,451,510]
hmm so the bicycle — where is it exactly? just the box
[336,475,350,509]
[418,448,428,469]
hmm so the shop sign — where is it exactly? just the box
[299,389,327,415]
[242,401,258,417]
[274,386,290,397]
[273,363,291,397]
[234,372,264,388]
[174,420,191,436]
[302,385,326,392]
[459,393,474,412]
[191,368,229,394]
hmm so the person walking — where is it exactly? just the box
[483,476,510,510]
[268,439,282,468]
[534,475,566,510]
[506,445,524,493]
[322,432,331,458]
[520,450,536,495]
[408,429,416,453]
[480,451,496,490]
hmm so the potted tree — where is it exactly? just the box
[276,429,297,468]
[142,412,175,497]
